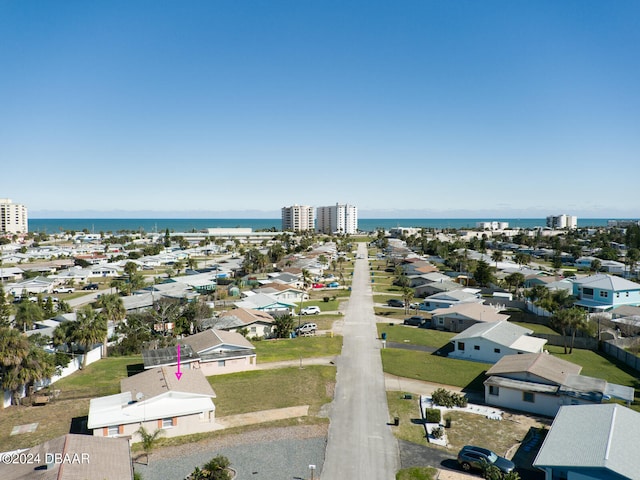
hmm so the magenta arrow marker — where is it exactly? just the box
[175,344,183,380]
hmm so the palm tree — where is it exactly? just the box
[626,248,639,278]
[402,287,414,314]
[73,306,107,369]
[301,269,312,289]
[136,426,164,465]
[491,250,503,269]
[201,455,232,480]
[14,301,44,332]
[96,294,126,357]
[0,284,12,327]
[590,259,602,273]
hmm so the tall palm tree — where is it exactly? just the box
[491,250,503,269]
[1,337,55,406]
[73,306,107,369]
[402,287,414,314]
[96,294,126,357]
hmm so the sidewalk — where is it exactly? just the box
[214,405,310,429]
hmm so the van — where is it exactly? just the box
[296,323,317,335]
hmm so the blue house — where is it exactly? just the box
[573,274,640,312]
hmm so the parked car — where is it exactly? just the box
[43,296,59,303]
[53,286,75,294]
[82,283,99,290]
[300,306,321,315]
[295,323,317,335]
[387,298,405,308]
[327,282,340,288]
[457,445,515,474]
[312,283,325,289]
[403,316,426,326]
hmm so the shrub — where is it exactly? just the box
[425,408,441,423]
[431,388,467,408]
[431,426,444,439]
[323,297,330,302]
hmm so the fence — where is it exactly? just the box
[601,339,640,373]
[534,333,599,351]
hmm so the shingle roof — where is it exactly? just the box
[180,328,255,353]
[0,434,132,480]
[486,352,581,385]
[120,365,215,400]
[218,307,274,326]
[432,303,510,323]
[534,404,640,477]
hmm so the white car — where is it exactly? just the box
[300,306,321,315]
[296,323,317,335]
[53,286,75,294]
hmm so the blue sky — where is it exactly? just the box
[1,1,639,218]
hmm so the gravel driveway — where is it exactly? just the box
[134,425,327,480]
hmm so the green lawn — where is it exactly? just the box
[377,324,452,349]
[254,336,343,363]
[54,355,143,399]
[298,298,340,311]
[209,365,336,416]
[381,349,488,392]
[396,467,438,480]
[510,321,558,335]
[547,346,640,392]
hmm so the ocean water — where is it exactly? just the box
[28,218,613,234]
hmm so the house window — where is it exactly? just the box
[489,386,499,396]
[218,360,226,367]
[599,291,608,298]
[626,292,630,297]
[458,342,465,351]
[582,287,594,299]
[107,425,119,436]
[474,345,480,350]
[250,326,257,333]
[162,418,175,428]
[616,292,620,298]
[523,392,535,403]
[494,348,501,353]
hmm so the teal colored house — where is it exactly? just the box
[573,274,640,312]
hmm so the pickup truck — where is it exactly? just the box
[53,286,75,294]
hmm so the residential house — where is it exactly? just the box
[0,434,133,480]
[0,266,23,282]
[213,307,275,338]
[234,292,296,315]
[449,321,547,362]
[414,279,464,299]
[265,272,304,288]
[431,303,511,333]
[407,271,451,289]
[483,353,634,417]
[88,366,217,442]
[6,276,56,296]
[252,283,308,304]
[419,289,483,311]
[148,328,257,376]
[533,403,640,480]
[573,274,640,311]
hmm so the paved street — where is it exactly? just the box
[321,243,399,479]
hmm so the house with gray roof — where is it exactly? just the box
[0,434,133,480]
[533,403,640,479]
[484,353,634,417]
[157,328,258,376]
[572,273,640,311]
[88,365,217,443]
[449,320,547,362]
[418,288,483,311]
[431,303,511,333]
[213,307,275,338]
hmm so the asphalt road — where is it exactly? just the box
[321,243,400,480]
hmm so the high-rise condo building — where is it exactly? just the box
[0,198,28,234]
[281,205,315,232]
[546,214,577,229]
[316,203,358,235]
